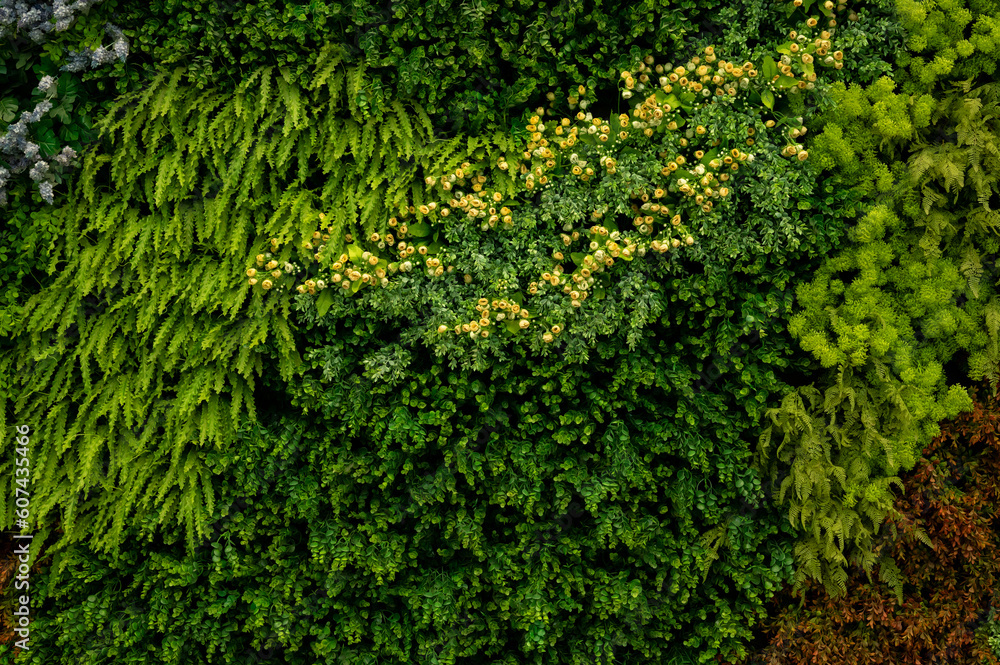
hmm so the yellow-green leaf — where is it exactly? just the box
[316,289,335,317]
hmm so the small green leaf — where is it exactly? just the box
[571,253,585,266]
[407,222,431,236]
[776,76,798,89]
[762,56,778,81]
[350,278,363,294]
[36,127,59,155]
[347,243,363,262]
[761,90,775,110]
[316,289,335,317]
[0,98,18,123]
[699,148,720,166]
[505,320,521,333]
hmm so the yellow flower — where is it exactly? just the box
[262,280,273,290]
[437,325,448,333]
[519,319,530,329]
[542,332,554,343]
[248,278,258,286]
[246,268,257,277]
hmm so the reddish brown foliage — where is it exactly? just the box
[0,530,13,646]
[0,521,62,650]
[728,381,1000,665]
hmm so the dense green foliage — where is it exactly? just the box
[8,316,807,663]
[3,0,1000,662]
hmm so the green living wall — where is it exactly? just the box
[1,0,999,663]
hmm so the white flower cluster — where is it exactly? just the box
[0,0,104,42]
[28,159,48,181]
[60,22,128,72]
[36,75,56,93]
[0,2,128,206]
[0,95,75,205]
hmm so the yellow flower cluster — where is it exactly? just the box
[247,25,834,345]
[622,52,759,103]
[438,297,533,340]
[787,0,856,28]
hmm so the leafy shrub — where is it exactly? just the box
[14,312,807,664]
[752,0,1000,600]
[732,380,1000,664]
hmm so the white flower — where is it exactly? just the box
[36,76,57,93]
